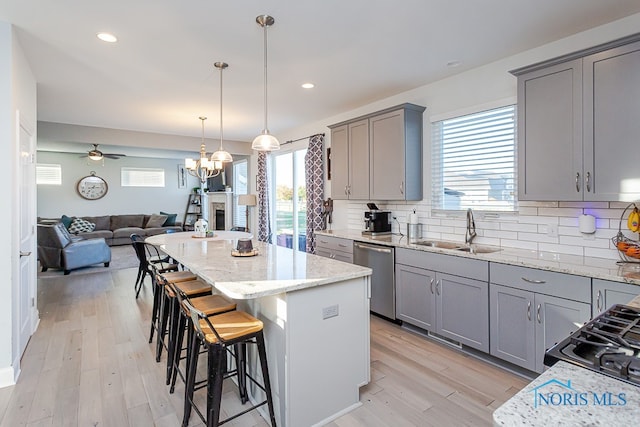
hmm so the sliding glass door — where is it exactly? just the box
[273,149,307,251]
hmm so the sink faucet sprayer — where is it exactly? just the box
[465,208,477,244]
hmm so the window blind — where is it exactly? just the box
[432,105,516,212]
[36,164,62,185]
[121,167,165,187]
[233,160,248,227]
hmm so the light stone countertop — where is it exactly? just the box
[316,230,640,287]
[493,361,640,426]
[151,237,372,299]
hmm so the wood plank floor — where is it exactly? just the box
[0,266,528,426]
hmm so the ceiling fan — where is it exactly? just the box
[82,144,127,160]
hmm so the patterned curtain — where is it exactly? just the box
[257,152,272,243]
[305,134,325,253]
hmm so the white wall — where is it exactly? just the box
[273,13,640,261]
[36,151,206,219]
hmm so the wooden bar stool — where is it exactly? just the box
[159,279,212,372]
[149,270,197,344]
[167,283,237,393]
[182,301,277,427]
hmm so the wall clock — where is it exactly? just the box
[77,171,108,200]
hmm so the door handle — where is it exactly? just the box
[400,181,404,195]
[430,278,434,294]
[527,301,531,321]
[586,171,591,193]
[20,251,32,257]
[521,277,546,284]
[435,279,441,296]
[575,172,580,192]
[596,290,602,312]
[536,304,542,323]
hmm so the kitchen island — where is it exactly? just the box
[145,235,372,427]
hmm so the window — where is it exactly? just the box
[233,160,248,228]
[431,105,516,212]
[121,167,165,187]
[36,164,62,185]
[272,149,307,252]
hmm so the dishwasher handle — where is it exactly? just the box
[354,242,393,254]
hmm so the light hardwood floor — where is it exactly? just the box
[0,266,528,426]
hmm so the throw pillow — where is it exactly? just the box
[61,214,73,229]
[146,214,168,228]
[160,211,177,226]
[68,218,96,234]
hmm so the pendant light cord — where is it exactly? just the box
[263,23,268,132]
[219,65,224,150]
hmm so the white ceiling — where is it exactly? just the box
[3,0,640,145]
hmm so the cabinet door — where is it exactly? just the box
[436,273,489,352]
[592,279,640,317]
[583,40,640,201]
[370,110,405,200]
[534,293,591,373]
[489,284,536,371]
[330,125,349,200]
[517,60,583,201]
[348,119,370,199]
[395,264,436,331]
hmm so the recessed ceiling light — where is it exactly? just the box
[97,32,118,43]
[301,83,315,89]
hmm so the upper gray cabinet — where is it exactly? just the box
[329,103,425,201]
[512,33,640,202]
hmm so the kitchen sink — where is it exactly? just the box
[454,246,501,254]
[413,240,461,250]
[413,240,501,254]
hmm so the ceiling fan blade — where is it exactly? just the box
[104,154,126,159]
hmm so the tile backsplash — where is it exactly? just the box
[340,200,639,261]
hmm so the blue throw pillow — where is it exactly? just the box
[160,211,177,226]
[61,214,73,229]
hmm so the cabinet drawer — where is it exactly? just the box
[315,235,353,255]
[396,247,488,281]
[490,263,590,303]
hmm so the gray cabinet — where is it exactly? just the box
[512,34,640,202]
[583,40,640,201]
[369,106,424,200]
[315,235,353,263]
[395,248,489,352]
[329,120,369,200]
[592,278,640,317]
[489,263,591,372]
[329,103,425,201]
[515,60,582,201]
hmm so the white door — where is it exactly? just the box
[16,111,37,362]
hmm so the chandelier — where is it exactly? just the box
[185,116,222,185]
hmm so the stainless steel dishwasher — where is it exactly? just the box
[353,241,396,320]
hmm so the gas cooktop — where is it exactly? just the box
[545,304,640,386]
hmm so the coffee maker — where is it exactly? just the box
[363,203,392,236]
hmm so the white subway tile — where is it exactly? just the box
[559,235,610,248]
[500,222,538,233]
[518,232,559,244]
[518,215,559,225]
[584,247,620,260]
[500,239,538,250]
[538,207,583,217]
[537,243,583,256]
[517,207,538,216]
[484,229,518,240]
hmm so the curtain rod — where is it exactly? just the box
[282,132,325,145]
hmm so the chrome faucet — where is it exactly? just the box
[465,208,477,244]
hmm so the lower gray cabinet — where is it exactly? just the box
[395,248,489,352]
[489,264,591,373]
[315,235,353,263]
[592,278,640,317]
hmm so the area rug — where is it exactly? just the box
[37,244,139,278]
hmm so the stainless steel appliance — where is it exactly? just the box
[363,203,391,236]
[353,241,396,320]
[544,304,640,386]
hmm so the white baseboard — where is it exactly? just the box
[0,365,17,389]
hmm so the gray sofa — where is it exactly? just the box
[39,214,183,246]
[76,214,183,245]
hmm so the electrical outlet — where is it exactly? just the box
[547,224,558,238]
[322,304,339,320]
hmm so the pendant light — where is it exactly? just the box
[210,62,234,165]
[252,14,280,151]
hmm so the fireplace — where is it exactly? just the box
[207,191,233,230]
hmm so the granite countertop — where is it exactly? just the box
[153,238,372,299]
[316,230,640,287]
